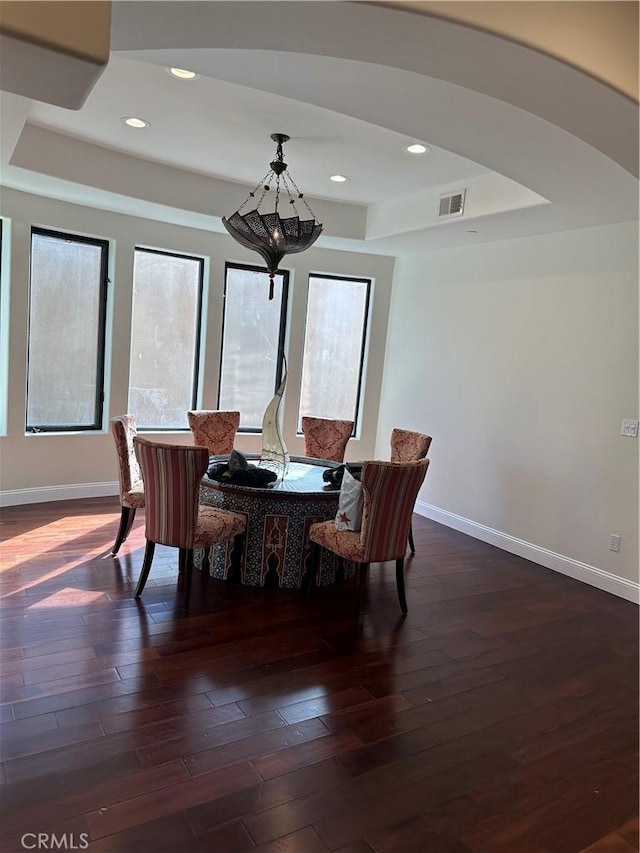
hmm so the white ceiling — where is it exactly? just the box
[0,1,638,258]
[26,55,489,207]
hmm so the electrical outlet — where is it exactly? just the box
[609,534,621,552]
[621,419,639,438]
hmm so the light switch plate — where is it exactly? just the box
[621,419,639,438]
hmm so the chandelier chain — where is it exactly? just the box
[254,183,270,210]
[280,172,301,217]
[274,172,282,213]
[236,170,273,213]
[286,172,320,222]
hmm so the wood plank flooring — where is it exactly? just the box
[0,497,637,852]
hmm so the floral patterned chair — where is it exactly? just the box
[390,428,432,554]
[301,416,354,463]
[309,459,430,614]
[109,414,145,555]
[187,410,241,455]
[133,437,246,609]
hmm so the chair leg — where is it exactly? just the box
[183,549,194,609]
[302,542,320,594]
[123,507,137,541]
[228,535,244,586]
[395,557,408,615]
[202,546,212,574]
[135,540,155,597]
[356,562,368,625]
[408,520,416,555]
[178,549,187,574]
[112,506,133,555]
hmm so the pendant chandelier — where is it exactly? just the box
[222,133,323,299]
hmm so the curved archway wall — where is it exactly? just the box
[113,0,638,178]
[383,0,638,100]
[5,1,638,249]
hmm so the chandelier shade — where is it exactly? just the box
[222,134,323,299]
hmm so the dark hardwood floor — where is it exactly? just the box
[1,497,638,853]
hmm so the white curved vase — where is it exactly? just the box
[259,355,289,478]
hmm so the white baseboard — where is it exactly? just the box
[415,500,639,604]
[1,482,119,507]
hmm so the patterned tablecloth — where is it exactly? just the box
[199,456,352,588]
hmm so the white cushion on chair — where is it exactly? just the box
[335,467,363,531]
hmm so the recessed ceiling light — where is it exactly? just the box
[123,117,149,129]
[406,143,430,154]
[168,67,199,80]
[330,174,348,183]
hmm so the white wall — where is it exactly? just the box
[377,222,639,599]
[0,187,395,501]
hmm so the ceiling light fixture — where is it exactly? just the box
[168,67,198,80]
[406,143,429,154]
[222,133,323,300]
[329,174,348,183]
[123,117,149,128]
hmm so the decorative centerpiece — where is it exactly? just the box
[258,355,289,478]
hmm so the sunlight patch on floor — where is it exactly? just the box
[26,587,108,609]
[0,515,117,572]
[0,515,122,595]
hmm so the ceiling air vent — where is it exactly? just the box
[438,189,466,219]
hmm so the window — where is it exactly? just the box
[218,263,288,431]
[128,248,204,430]
[26,228,109,432]
[299,274,371,430]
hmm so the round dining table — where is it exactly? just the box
[199,455,352,588]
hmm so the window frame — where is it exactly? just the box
[217,261,289,433]
[298,272,372,435]
[26,226,109,434]
[129,245,205,431]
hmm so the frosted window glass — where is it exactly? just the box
[218,266,287,431]
[128,249,203,429]
[27,231,107,430]
[299,276,370,429]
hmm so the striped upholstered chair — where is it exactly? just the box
[390,428,432,554]
[110,414,145,555]
[302,416,354,463]
[308,459,430,614]
[187,410,240,455]
[133,437,246,608]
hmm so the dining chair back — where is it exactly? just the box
[109,414,145,555]
[133,436,246,608]
[390,428,432,553]
[390,428,432,463]
[302,416,354,463]
[187,410,241,455]
[308,458,429,614]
